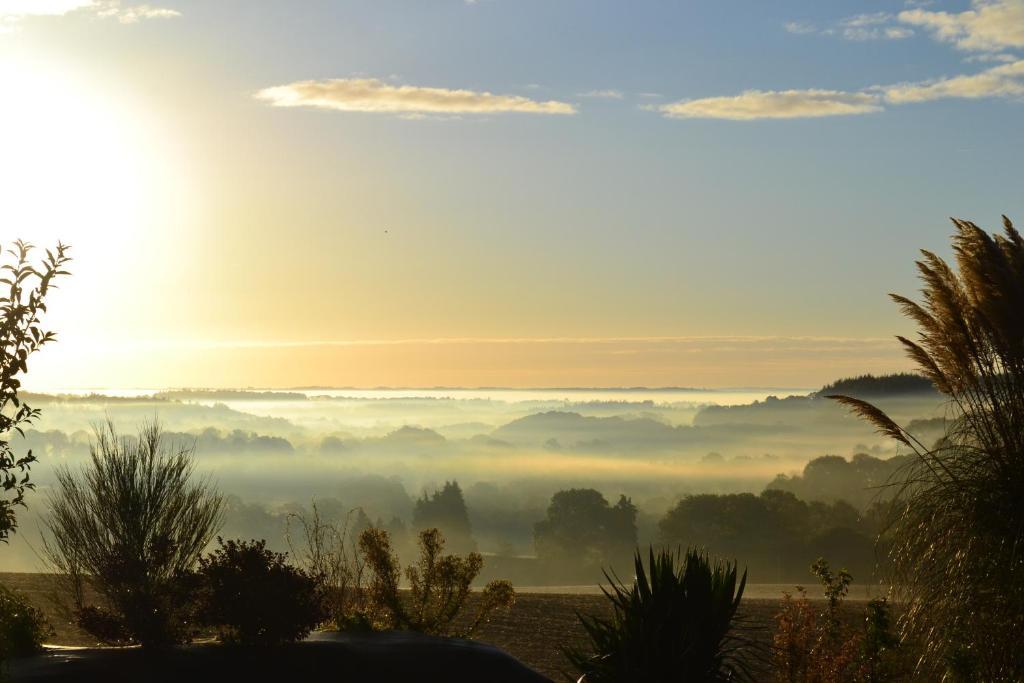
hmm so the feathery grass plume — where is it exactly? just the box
[829,216,1024,680]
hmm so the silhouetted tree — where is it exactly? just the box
[534,488,638,573]
[659,491,875,582]
[413,481,475,554]
[0,240,70,541]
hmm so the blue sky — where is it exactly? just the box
[2,0,1023,387]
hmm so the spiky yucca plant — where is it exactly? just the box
[565,547,754,682]
[830,216,1024,680]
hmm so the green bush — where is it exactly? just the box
[565,547,754,682]
[197,538,326,647]
[0,585,51,659]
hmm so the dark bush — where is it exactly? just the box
[72,606,131,646]
[566,547,754,682]
[198,538,326,647]
[0,584,51,659]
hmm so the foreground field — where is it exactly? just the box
[0,573,846,680]
[474,593,785,679]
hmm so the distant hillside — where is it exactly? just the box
[815,373,936,398]
[490,410,788,452]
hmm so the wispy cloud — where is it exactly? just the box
[964,52,1018,63]
[673,5,1024,122]
[256,78,578,116]
[899,0,1024,53]
[785,12,913,41]
[840,12,913,41]
[883,58,1024,102]
[99,3,179,23]
[658,89,883,121]
[577,89,624,100]
[658,57,1024,121]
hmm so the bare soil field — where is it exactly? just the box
[0,573,888,681]
[473,592,783,680]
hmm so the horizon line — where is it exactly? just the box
[26,384,820,394]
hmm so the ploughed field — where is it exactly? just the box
[0,573,849,680]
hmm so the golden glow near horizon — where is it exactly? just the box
[25,335,911,391]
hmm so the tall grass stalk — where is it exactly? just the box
[830,217,1024,679]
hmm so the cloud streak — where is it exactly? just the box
[658,89,883,120]
[577,89,624,100]
[659,57,1024,121]
[784,12,913,41]
[256,78,577,116]
[884,58,1024,103]
[100,3,180,23]
[839,12,913,41]
[33,335,910,390]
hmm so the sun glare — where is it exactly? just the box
[0,57,192,355]
[1,59,150,259]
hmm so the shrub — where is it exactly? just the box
[828,216,1024,678]
[197,538,326,647]
[0,584,51,660]
[772,559,897,682]
[359,527,515,637]
[565,547,755,682]
[286,504,370,630]
[43,421,224,647]
[0,240,71,541]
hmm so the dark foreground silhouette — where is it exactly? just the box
[7,631,553,683]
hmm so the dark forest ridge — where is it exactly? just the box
[815,373,936,398]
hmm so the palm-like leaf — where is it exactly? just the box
[565,547,757,682]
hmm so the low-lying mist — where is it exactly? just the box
[3,383,945,581]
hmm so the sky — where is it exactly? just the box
[1,0,1022,389]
